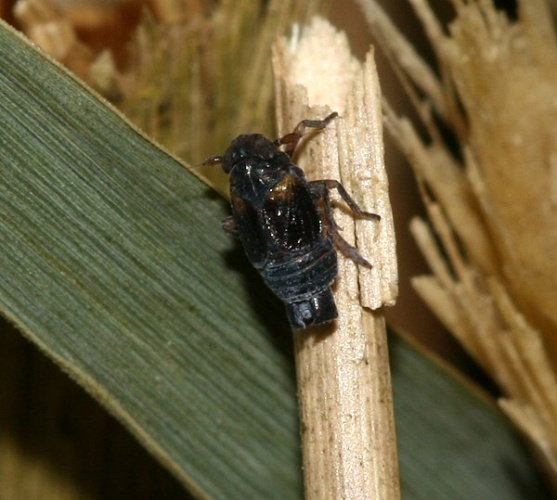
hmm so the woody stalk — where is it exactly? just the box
[272,17,399,499]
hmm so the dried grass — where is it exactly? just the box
[356,0,557,484]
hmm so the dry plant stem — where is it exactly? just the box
[293,313,395,499]
[273,18,399,499]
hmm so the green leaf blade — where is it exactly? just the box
[391,335,550,499]
[0,21,300,499]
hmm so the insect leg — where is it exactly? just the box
[275,112,339,158]
[309,180,380,268]
[322,180,381,222]
[222,216,240,238]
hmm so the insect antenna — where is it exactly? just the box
[201,155,223,167]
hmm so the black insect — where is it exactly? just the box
[205,112,380,330]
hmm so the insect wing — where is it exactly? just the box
[230,192,268,265]
[264,171,321,253]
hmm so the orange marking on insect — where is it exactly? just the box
[231,193,247,215]
[268,174,298,203]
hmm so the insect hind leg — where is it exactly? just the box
[275,112,339,158]
[309,179,380,268]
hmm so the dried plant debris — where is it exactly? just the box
[11,0,326,194]
[358,0,557,483]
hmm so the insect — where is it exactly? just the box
[205,112,380,329]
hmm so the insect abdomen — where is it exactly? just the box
[257,239,338,329]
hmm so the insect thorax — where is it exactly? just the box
[229,157,292,208]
